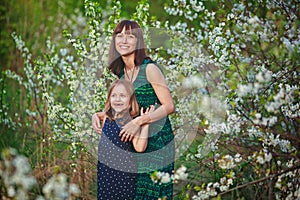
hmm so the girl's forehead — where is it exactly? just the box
[112,84,128,92]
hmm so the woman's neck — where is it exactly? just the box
[122,54,135,71]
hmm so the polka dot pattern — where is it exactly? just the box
[97,118,137,200]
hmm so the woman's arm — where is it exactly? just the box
[132,106,154,152]
[134,63,175,125]
[119,63,175,140]
[92,111,106,134]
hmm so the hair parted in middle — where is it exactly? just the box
[108,20,150,78]
[104,79,139,120]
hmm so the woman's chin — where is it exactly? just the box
[118,50,135,57]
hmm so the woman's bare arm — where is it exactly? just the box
[92,111,105,133]
[120,63,175,139]
[134,63,175,125]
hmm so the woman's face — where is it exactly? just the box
[115,26,137,56]
[110,84,131,114]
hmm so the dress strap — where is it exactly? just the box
[141,59,164,75]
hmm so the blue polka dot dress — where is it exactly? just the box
[97,118,138,200]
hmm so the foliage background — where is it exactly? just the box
[0,0,299,199]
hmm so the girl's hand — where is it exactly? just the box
[140,105,155,116]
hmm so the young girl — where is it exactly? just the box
[97,79,153,200]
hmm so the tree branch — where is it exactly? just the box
[219,164,300,196]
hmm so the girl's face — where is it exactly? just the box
[115,26,137,56]
[110,84,131,114]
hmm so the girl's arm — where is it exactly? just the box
[132,106,155,152]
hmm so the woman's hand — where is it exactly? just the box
[119,120,140,142]
[119,105,155,142]
[92,112,105,134]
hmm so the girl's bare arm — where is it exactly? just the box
[132,106,154,152]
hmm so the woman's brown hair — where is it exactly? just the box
[104,79,139,120]
[108,20,149,77]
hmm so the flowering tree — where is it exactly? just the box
[0,148,80,200]
[161,0,300,199]
[1,0,299,199]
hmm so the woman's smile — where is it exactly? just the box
[115,26,137,56]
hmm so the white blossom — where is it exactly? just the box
[218,155,236,169]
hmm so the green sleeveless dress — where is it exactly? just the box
[121,59,175,199]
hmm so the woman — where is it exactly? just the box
[92,20,175,199]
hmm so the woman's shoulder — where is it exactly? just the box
[145,62,165,79]
[136,58,164,84]
[142,57,154,65]
[142,58,162,71]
